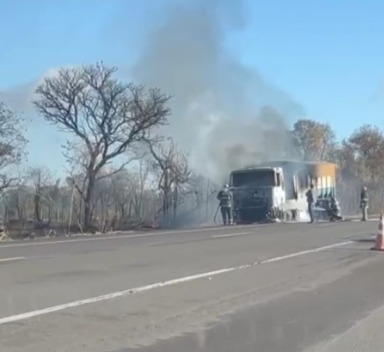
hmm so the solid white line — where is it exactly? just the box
[0,240,353,325]
[212,232,252,239]
[0,257,24,263]
[0,225,257,249]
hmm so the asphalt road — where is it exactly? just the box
[0,220,383,351]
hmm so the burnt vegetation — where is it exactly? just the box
[0,63,383,238]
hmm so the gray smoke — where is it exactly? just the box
[132,0,304,183]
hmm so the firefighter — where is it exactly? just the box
[360,185,368,221]
[306,183,315,223]
[217,184,233,225]
[328,196,342,221]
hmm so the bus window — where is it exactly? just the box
[276,173,281,187]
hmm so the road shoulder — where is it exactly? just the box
[306,304,384,352]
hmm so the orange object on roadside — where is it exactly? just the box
[372,214,384,251]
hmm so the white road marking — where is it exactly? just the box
[258,241,354,264]
[212,232,253,239]
[0,240,353,325]
[0,257,24,263]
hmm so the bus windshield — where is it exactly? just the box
[231,169,275,187]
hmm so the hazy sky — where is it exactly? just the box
[1,0,384,175]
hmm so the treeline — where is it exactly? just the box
[3,164,218,234]
[0,63,382,236]
[291,120,384,214]
[0,63,219,235]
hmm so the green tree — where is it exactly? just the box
[343,125,384,183]
[292,119,336,161]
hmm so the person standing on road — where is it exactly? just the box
[360,185,369,221]
[306,183,316,223]
[217,184,233,225]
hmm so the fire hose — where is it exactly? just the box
[213,204,220,224]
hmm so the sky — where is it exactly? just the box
[1,0,384,175]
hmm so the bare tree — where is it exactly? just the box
[336,125,384,213]
[0,102,27,190]
[5,186,29,221]
[146,138,191,223]
[108,170,132,220]
[65,172,86,226]
[45,179,61,221]
[187,174,218,223]
[130,155,152,220]
[65,142,92,225]
[33,62,171,228]
[27,166,52,221]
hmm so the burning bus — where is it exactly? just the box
[229,160,338,223]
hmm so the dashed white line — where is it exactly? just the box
[0,240,353,325]
[0,257,24,263]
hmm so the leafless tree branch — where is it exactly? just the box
[33,62,171,227]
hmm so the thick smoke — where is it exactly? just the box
[132,0,304,183]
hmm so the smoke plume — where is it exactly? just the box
[132,0,304,183]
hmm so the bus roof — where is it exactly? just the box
[231,160,336,176]
[257,160,336,167]
[231,167,275,173]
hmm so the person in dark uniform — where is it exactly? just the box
[360,185,368,221]
[306,183,315,223]
[217,184,233,225]
[328,196,342,221]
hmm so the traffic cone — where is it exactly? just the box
[371,214,384,251]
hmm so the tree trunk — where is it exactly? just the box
[78,178,86,225]
[128,200,133,218]
[173,188,178,219]
[4,205,8,224]
[162,187,173,225]
[16,193,23,221]
[34,193,41,221]
[114,204,119,220]
[120,203,125,219]
[83,174,96,228]
[48,204,52,222]
[134,194,141,219]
